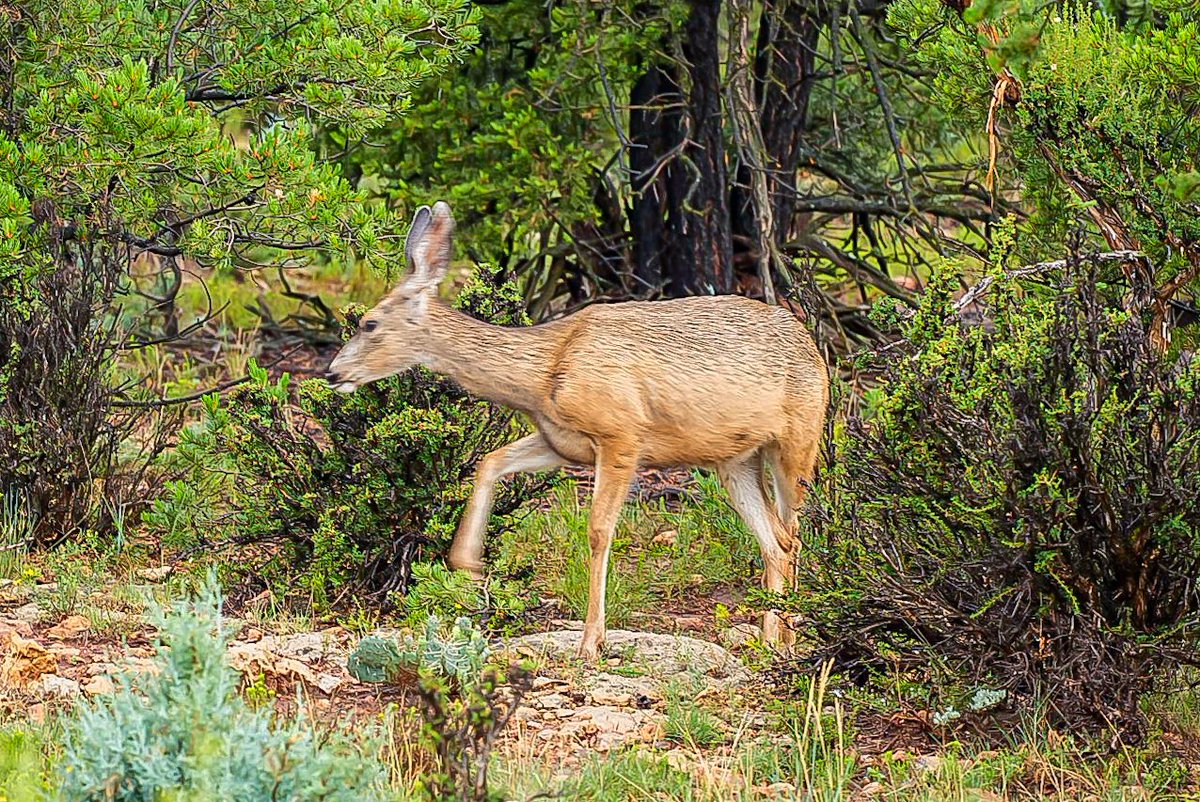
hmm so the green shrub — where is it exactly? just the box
[0,0,476,548]
[349,617,531,802]
[398,562,536,634]
[154,267,553,606]
[59,576,386,802]
[348,615,491,687]
[797,259,1200,735]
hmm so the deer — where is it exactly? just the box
[326,202,829,660]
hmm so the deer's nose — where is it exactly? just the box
[325,370,342,384]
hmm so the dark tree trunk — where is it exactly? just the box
[665,0,733,296]
[627,0,732,298]
[627,0,822,299]
[732,0,822,251]
[628,63,683,297]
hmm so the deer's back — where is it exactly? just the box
[538,295,826,466]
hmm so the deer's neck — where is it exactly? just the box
[418,302,555,414]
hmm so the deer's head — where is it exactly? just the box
[325,201,455,392]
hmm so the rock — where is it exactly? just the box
[531,676,568,691]
[46,646,81,660]
[315,673,343,695]
[136,565,174,582]
[534,692,570,710]
[40,674,81,698]
[915,755,943,773]
[0,619,34,643]
[83,675,116,695]
[11,602,40,624]
[589,688,633,707]
[720,623,761,651]
[247,632,328,663]
[85,662,116,677]
[578,707,638,734]
[121,656,161,676]
[27,703,45,724]
[3,636,56,687]
[243,627,264,643]
[506,629,751,687]
[651,529,678,547]
[46,614,90,640]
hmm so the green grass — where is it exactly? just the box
[0,490,33,583]
[499,474,759,627]
[664,678,725,748]
[0,724,60,802]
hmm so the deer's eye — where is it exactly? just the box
[363,320,378,333]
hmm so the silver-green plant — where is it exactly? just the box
[60,575,386,802]
[348,614,490,687]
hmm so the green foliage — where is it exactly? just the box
[0,0,477,544]
[798,261,1200,733]
[890,1,1200,281]
[501,475,759,628]
[349,617,530,802]
[0,727,54,802]
[1,0,478,272]
[346,0,677,269]
[151,268,551,606]
[59,575,387,802]
[348,615,491,687]
[398,562,536,634]
[663,684,724,748]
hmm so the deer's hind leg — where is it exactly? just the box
[579,442,638,661]
[718,451,795,648]
[449,432,567,579]
[764,439,816,541]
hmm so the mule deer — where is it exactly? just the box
[326,202,829,660]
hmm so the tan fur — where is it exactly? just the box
[328,202,829,660]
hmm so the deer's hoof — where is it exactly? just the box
[578,635,604,663]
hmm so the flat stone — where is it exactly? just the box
[4,636,56,687]
[11,603,40,624]
[531,676,567,690]
[136,566,174,582]
[47,617,91,644]
[83,676,116,696]
[315,673,343,695]
[589,688,633,708]
[534,693,570,710]
[40,674,81,698]
[0,619,34,642]
[270,632,327,662]
[505,630,751,687]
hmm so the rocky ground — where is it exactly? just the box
[0,571,770,773]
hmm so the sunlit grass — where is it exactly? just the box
[499,474,759,628]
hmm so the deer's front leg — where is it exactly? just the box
[449,433,566,579]
[579,446,638,661]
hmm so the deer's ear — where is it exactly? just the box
[402,201,454,295]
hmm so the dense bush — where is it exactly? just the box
[0,0,476,545]
[796,254,1200,735]
[0,221,149,544]
[60,577,387,802]
[151,267,552,605]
